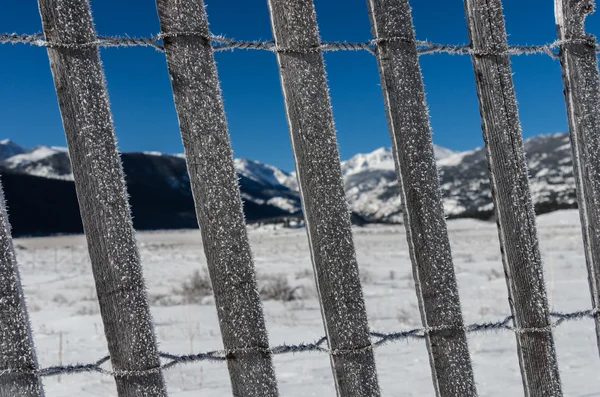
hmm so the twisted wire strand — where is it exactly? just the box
[2,32,599,58]
[0,308,596,379]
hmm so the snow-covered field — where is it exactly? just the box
[13,209,600,396]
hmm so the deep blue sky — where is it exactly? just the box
[1,1,599,172]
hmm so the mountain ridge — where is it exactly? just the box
[2,133,579,236]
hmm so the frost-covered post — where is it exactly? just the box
[464,0,562,396]
[267,1,380,396]
[366,1,477,396]
[0,181,44,397]
[555,0,600,355]
[37,1,167,396]
[155,1,279,396]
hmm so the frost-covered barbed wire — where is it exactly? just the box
[2,32,599,58]
[0,308,596,379]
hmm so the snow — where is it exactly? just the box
[443,197,468,215]
[17,164,74,181]
[433,145,457,160]
[11,209,600,396]
[437,149,477,167]
[234,158,297,190]
[341,147,396,176]
[266,197,301,213]
[3,146,67,168]
[0,139,28,160]
[341,145,457,177]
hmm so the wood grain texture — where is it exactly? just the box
[555,0,600,355]
[464,0,563,396]
[0,180,44,397]
[367,1,477,395]
[267,1,380,396]
[37,1,167,396]
[155,1,279,396]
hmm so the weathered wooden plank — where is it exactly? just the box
[555,0,600,355]
[37,1,167,396]
[267,1,380,396]
[463,0,563,396]
[366,1,477,395]
[0,181,44,397]
[155,1,279,396]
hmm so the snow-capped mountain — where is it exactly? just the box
[234,158,298,192]
[3,145,72,180]
[0,139,28,161]
[0,132,580,235]
[341,145,456,176]
[1,145,300,193]
[439,132,577,217]
[343,133,577,223]
[0,144,302,233]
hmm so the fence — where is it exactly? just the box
[0,0,599,396]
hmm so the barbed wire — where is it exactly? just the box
[2,32,600,58]
[0,308,597,379]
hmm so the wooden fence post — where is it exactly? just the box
[555,0,600,356]
[463,0,563,396]
[155,1,279,396]
[366,1,477,395]
[267,1,380,396]
[0,181,44,397]
[37,1,167,396]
